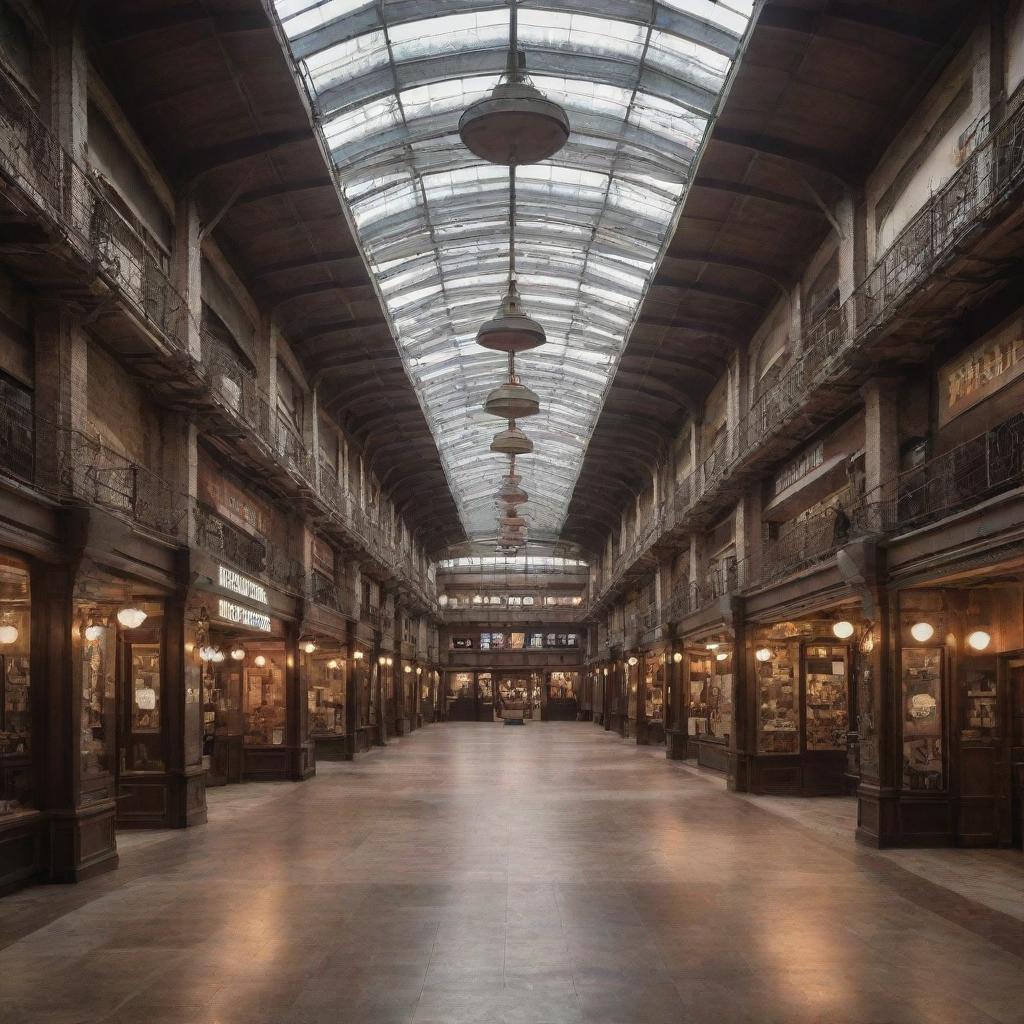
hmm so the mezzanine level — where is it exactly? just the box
[588,96,1024,618]
[0,69,434,614]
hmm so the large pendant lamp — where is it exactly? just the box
[458,1,569,167]
[491,423,533,455]
[484,376,540,419]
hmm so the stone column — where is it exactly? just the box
[725,597,750,792]
[861,378,901,505]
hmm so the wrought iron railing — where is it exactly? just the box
[0,387,33,483]
[191,499,304,595]
[861,414,1024,534]
[0,69,193,359]
[590,97,1024,612]
[760,506,848,584]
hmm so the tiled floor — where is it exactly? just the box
[2,723,1023,1024]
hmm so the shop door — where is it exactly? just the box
[957,654,1011,847]
[115,630,166,825]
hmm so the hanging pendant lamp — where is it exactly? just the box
[459,1,569,166]
[476,167,545,353]
[496,476,528,505]
[484,377,540,419]
[491,423,533,455]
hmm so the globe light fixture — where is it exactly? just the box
[327,659,339,670]
[117,605,148,629]
[832,620,855,640]
[0,622,18,645]
[231,648,245,661]
[212,649,226,664]
[910,622,934,642]
[404,664,412,674]
[302,639,317,654]
[627,655,638,667]
[84,621,104,642]
[254,654,267,668]
[966,630,991,651]
[755,647,773,663]
[716,652,729,662]
[672,652,683,664]
[353,650,364,661]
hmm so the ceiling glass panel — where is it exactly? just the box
[273,1,749,542]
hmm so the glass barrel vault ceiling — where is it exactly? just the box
[273,0,752,542]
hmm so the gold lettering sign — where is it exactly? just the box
[939,315,1024,425]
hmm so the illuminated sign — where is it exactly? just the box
[218,565,268,605]
[217,599,272,633]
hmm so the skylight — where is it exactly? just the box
[273,1,750,541]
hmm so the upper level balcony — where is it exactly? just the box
[0,67,434,612]
[588,96,1024,615]
[659,412,1024,629]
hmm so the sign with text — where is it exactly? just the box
[218,565,268,606]
[217,598,272,633]
[939,314,1024,425]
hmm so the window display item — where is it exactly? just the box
[757,642,799,754]
[243,658,287,746]
[960,667,997,740]
[804,645,848,751]
[902,647,943,790]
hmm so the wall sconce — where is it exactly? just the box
[602,668,608,676]
[860,633,875,654]
[404,664,412,674]
[705,641,720,651]
[117,605,148,629]
[715,652,729,662]
[416,666,423,675]
[83,613,105,642]
[910,622,934,642]
[378,655,386,665]
[627,655,638,667]
[327,659,339,670]
[386,656,394,667]
[231,648,245,660]
[966,630,991,651]
[755,647,773,662]
[0,618,18,645]
[254,654,267,668]
[832,620,854,640]
[672,651,683,664]
[212,649,226,663]
[199,645,216,662]
[302,639,317,654]
[353,650,364,661]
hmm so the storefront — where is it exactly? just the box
[306,642,348,761]
[546,670,580,720]
[860,579,1024,848]
[193,574,311,784]
[495,671,541,719]
[685,635,735,773]
[745,618,852,795]
[637,650,667,744]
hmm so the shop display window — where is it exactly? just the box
[0,558,31,814]
[644,655,665,722]
[308,656,346,736]
[548,671,578,699]
[688,654,712,736]
[902,647,943,790]
[960,665,997,740]
[243,656,287,746]
[80,612,117,792]
[688,653,732,741]
[447,671,473,709]
[478,672,493,700]
[124,641,164,771]
[757,642,800,754]
[804,645,848,751]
